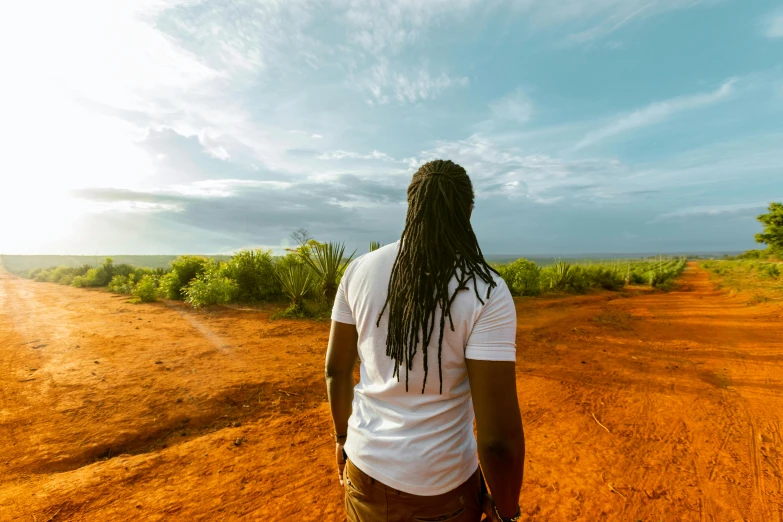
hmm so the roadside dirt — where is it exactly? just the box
[1,264,781,521]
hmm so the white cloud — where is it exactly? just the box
[523,0,710,44]
[198,130,232,161]
[572,79,736,151]
[318,150,397,161]
[340,0,488,55]
[393,69,469,104]
[289,130,323,139]
[763,11,783,38]
[418,135,630,201]
[364,60,469,105]
[489,88,534,123]
[652,202,771,222]
[86,201,184,214]
[170,179,292,198]
[339,0,702,53]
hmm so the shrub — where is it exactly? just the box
[498,259,541,296]
[737,249,768,260]
[46,266,88,285]
[226,249,281,302]
[71,258,115,288]
[629,272,646,284]
[276,265,313,315]
[183,262,238,308]
[159,256,208,299]
[158,272,181,299]
[132,267,155,281]
[570,266,593,293]
[759,264,780,279]
[108,274,136,294]
[276,252,305,271]
[33,268,54,282]
[542,261,577,292]
[300,241,355,303]
[132,275,159,303]
[583,266,624,291]
[113,264,135,278]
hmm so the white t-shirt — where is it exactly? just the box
[331,240,517,496]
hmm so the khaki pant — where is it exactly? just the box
[344,459,483,522]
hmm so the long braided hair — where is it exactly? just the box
[377,159,498,394]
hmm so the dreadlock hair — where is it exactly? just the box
[377,159,499,394]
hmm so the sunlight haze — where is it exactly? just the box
[1,0,781,255]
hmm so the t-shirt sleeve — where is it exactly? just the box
[465,279,517,361]
[331,263,357,325]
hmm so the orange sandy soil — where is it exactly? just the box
[1,264,782,521]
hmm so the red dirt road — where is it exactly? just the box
[1,264,782,521]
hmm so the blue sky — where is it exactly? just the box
[1,0,781,255]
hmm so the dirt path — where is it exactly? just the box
[1,264,782,521]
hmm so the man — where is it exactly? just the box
[325,159,524,521]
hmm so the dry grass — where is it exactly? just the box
[700,260,783,303]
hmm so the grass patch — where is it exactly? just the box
[700,260,783,302]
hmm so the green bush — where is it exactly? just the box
[759,264,781,279]
[583,266,624,291]
[108,274,136,294]
[132,267,155,281]
[27,264,92,285]
[158,255,208,299]
[629,272,646,284]
[497,259,541,296]
[226,249,281,302]
[112,264,135,278]
[183,262,238,308]
[276,264,313,314]
[33,268,53,282]
[300,241,355,303]
[132,275,159,303]
[276,253,305,271]
[737,249,768,260]
[542,261,577,292]
[158,272,181,299]
[71,258,115,288]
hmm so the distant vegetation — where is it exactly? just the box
[753,202,783,256]
[700,260,782,302]
[6,232,357,317]
[7,201,780,312]
[495,257,687,296]
[699,202,782,301]
[8,238,687,317]
[0,255,231,273]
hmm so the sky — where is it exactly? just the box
[0,0,781,256]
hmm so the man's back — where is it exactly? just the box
[332,240,517,495]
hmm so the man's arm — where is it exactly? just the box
[467,359,524,519]
[325,320,359,484]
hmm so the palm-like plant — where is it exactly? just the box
[276,265,313,313]
[547,261,576,291]
[300,241,356,303]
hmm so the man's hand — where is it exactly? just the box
[336,442,346,486]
